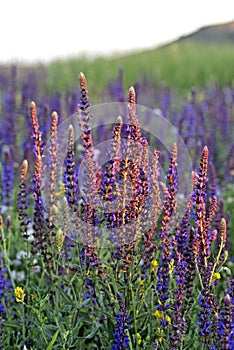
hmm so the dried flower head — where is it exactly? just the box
[20,160,28,181]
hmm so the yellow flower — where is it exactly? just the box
[136,333,142,345]
[151,259,158,270]
[154,310,163,319]
[158,298,162,306]
[15,287,25,303]
[211,272,221,282]
[104,264,111,271]
[169,259,174,276]
[166,316,171,325]
[154,311,171,324]
[55,182,66,197]
[157,327,163,335]
[159,337,163,343]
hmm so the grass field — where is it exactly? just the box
[44,41,234,102]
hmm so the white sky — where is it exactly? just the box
[1,0,233,63]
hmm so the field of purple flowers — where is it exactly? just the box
[0,66,233,349]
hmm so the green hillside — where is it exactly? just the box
[177,20,234,43]
[45,21,234,101]
[45,41,233,103]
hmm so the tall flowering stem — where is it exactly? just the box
[209,218,227,287]
[127,86,141,143]
[166,142,178,218]
[63,125,78,211]
[182,177,198,305]
[0,258,6,350]
[77,73,101,271]
[142,150,161,277]
[77,72,94,156]
[30,102,51,269]
[17,160,30,240]
[184,229,197,305]
[149,150,161,227]
[192,148,225,346]
[198,280,213,347]
[30,101,43,158]
[45,111,60,250]
[156,143,178,320]
[100,116,123,231]
[103,116,122,230]
[112,292,131,350]
[108,116,126,264]
[169,237,187,349]
[111,88,148,269]
[32,156,47,252]
[176,196,192,255]
[49,111,59,207]
[78,72,99,228]
[118,87,141,230]
[221,293,233,350]
[193,146,209,270]
[159,142,178,240]
[1,146,14,207]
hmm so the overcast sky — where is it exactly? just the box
[1,0,233,63]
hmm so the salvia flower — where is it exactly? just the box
[1,146,14,207]
[112,292,131,350]
[156,146,178,321]
[30,101,43,158]
[63,124,78,211]
[193,146,209,268]
[220,293,233,350]
[169,237,187,348]
[156,252,171,321]
[17,160,31,239]
[198,289,212,342]
[77,72,101,243]
[159,143,178,240]
[82,278,98,306]
[141,150,161,278]
[0,259,5,350]
[127,86,141,143]
[30,102,52,269]
[49,111,59,207]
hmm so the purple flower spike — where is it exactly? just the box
[112,292,130,350]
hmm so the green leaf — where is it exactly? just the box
[54,285,75,306]
[46,329,60,350]
[84,323,101,339]
[44,325,59,338]
[3,322,21,329]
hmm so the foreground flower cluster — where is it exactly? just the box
[0,73,233,349]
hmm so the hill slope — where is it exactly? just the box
[46,20,234,100]
[177,20,234,43]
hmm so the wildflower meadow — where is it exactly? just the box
[0,66,233,349]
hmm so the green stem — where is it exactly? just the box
[22,304,26,340]
[130,281,137,340]
[208,241,224,287]
[0,226,15,289]
[195,261,203,289]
